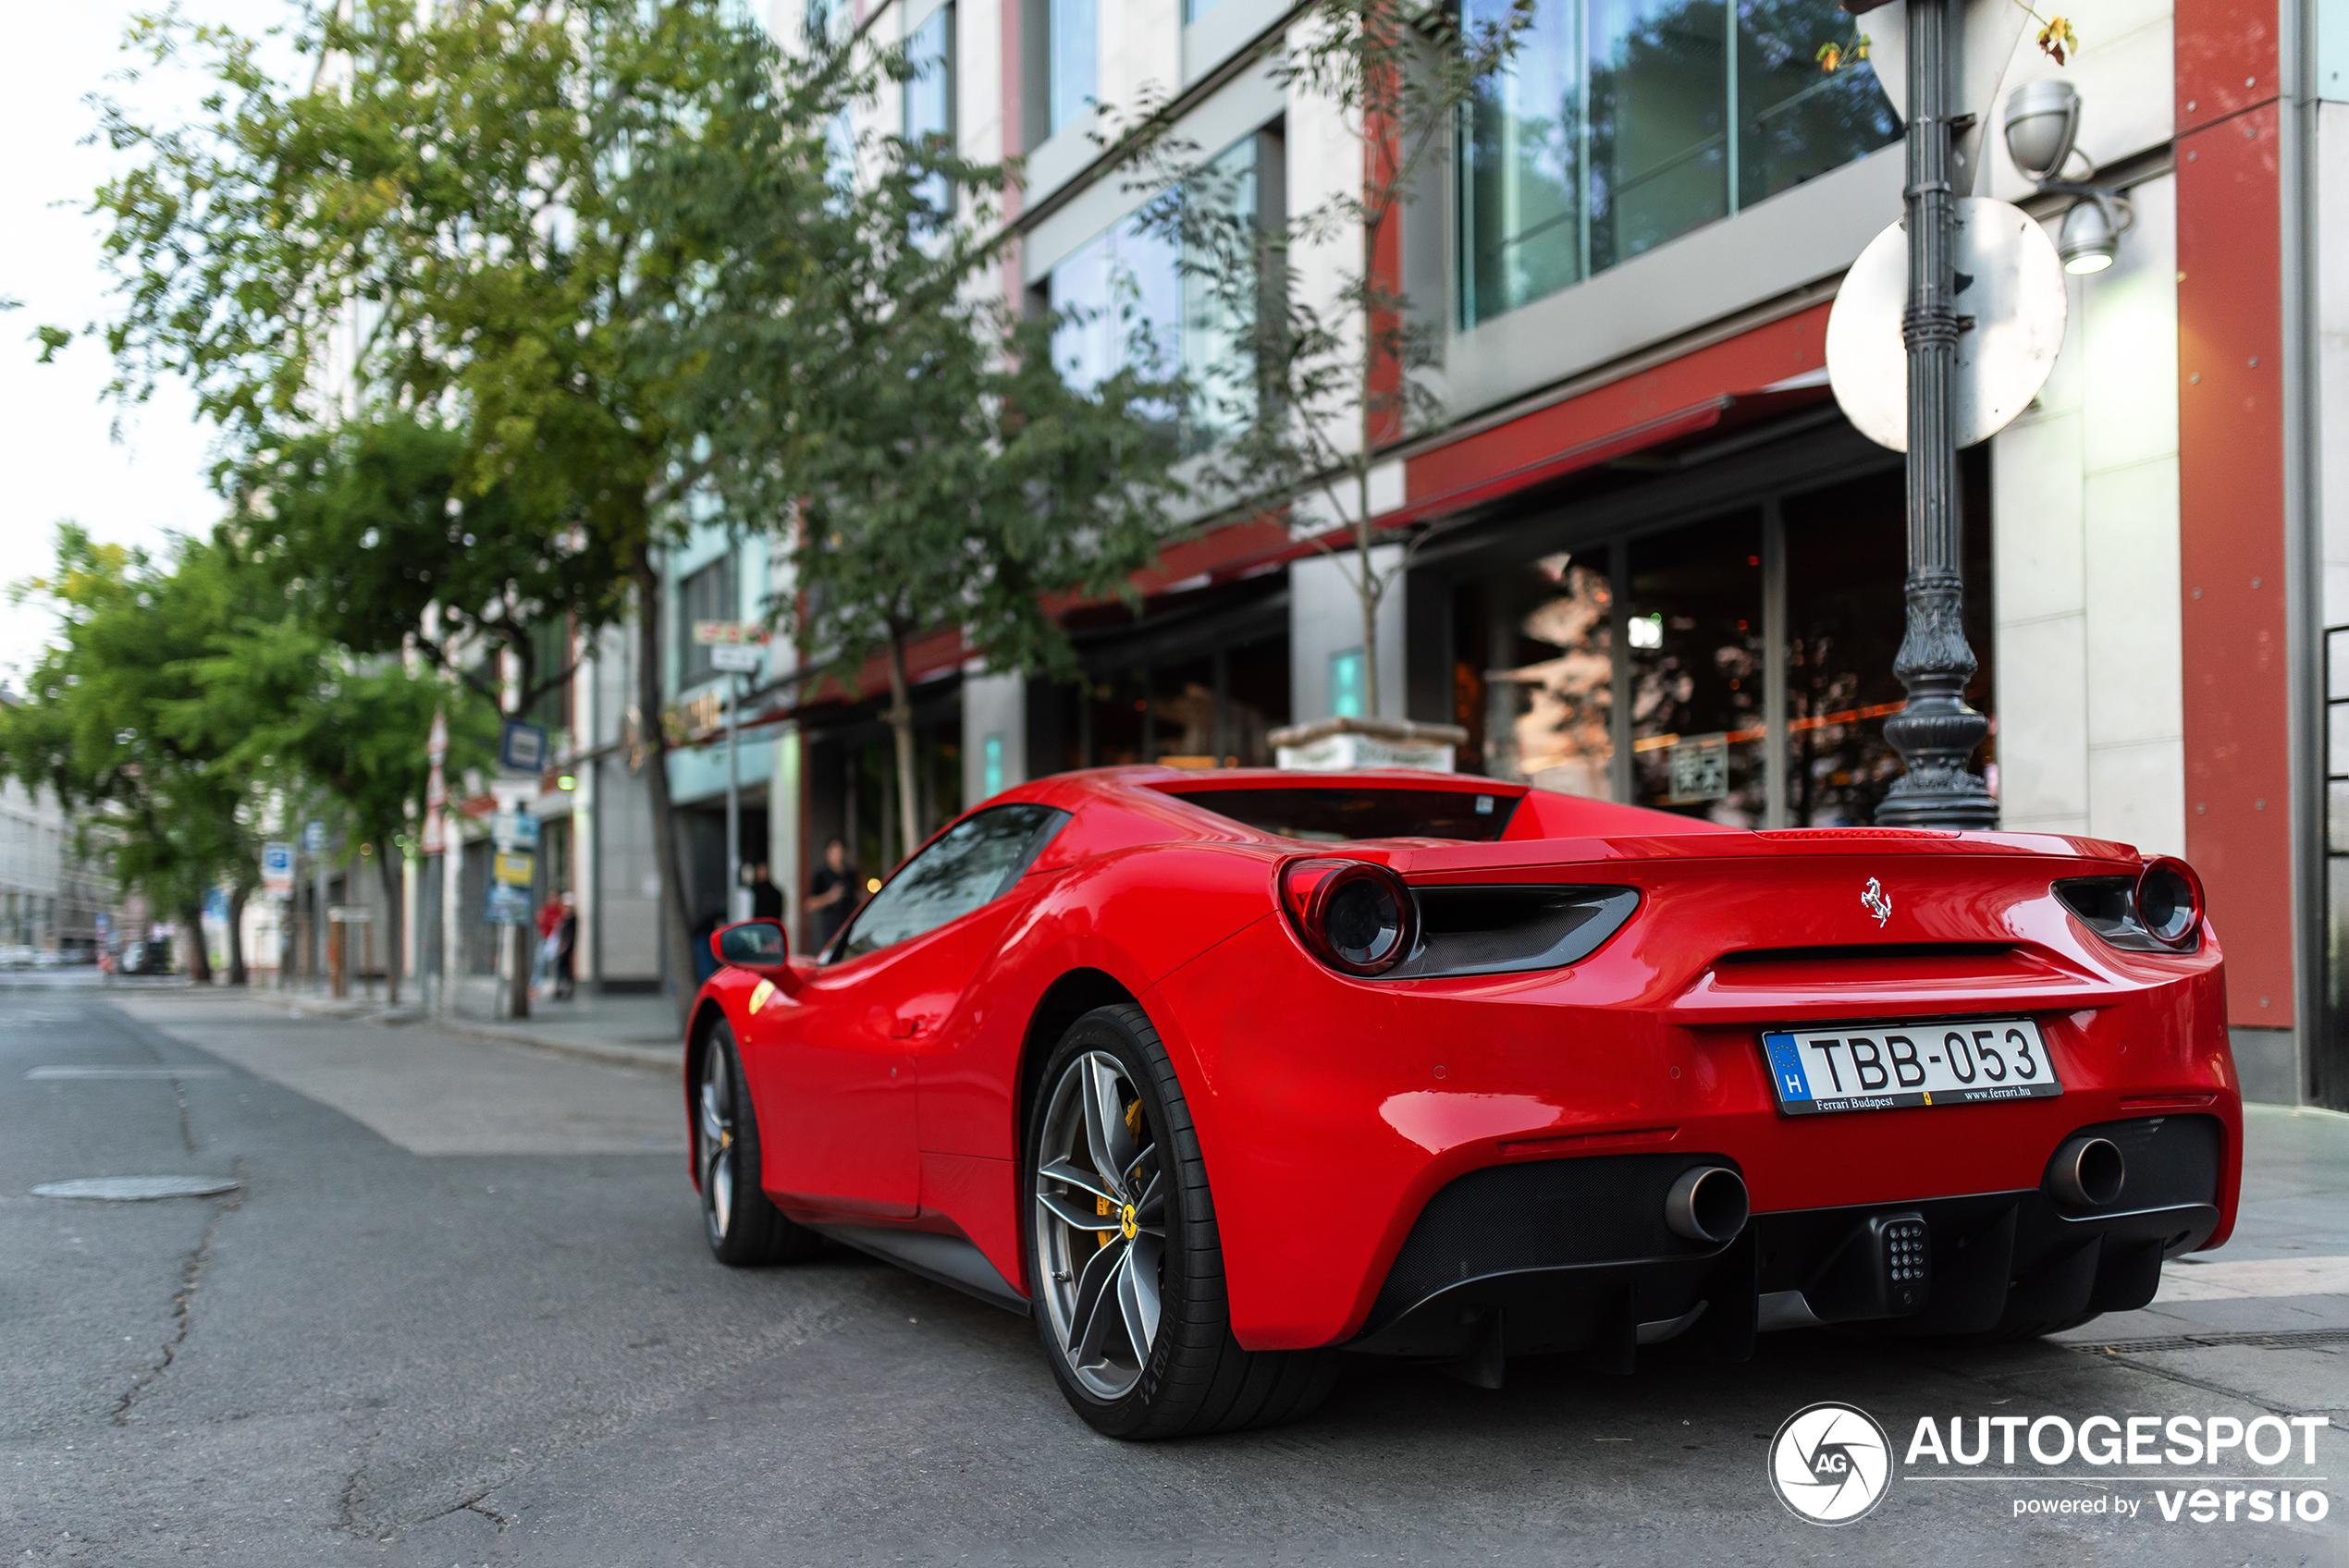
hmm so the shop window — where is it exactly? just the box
[1458,0,1898,325]
[1052,631,1290,771]
[1782,462,1994,826]
[904,4,954,219]
[1628,510,1765,823]
[1465,551,1617,797]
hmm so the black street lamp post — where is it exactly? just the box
[1876,0,2000,829]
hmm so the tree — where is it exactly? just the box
[633,66,1189,858]
[0,528,265,980]
[1124,0,1531,718]
[85,0,855,1022]
[167,602,489,1006]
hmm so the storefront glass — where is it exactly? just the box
[1628,510,1765,822]
[1463,552,1617,797]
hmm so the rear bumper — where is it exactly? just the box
[1347,1114,2223,1364]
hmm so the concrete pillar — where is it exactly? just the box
[963,668,1027,804]
[1291,546,1408,724]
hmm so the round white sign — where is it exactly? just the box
[1826,198,2069,452]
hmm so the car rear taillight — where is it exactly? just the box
[2135,857,2204,949]
[1281,858,1418,976]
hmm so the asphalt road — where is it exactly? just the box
[4,979,2345,1565]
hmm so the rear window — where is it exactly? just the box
[1162,787,1519,842]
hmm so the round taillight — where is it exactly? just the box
[1281,858,1418,976]
[2135,856,2204,949]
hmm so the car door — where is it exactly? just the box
[761,803,1067,1218]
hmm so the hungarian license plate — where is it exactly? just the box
[1760,1019,2062,1116]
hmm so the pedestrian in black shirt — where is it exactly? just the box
[806,839,854,950]
[747,862,784,921]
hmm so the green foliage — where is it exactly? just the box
[0,527,263,915]
[634,51,1188,840]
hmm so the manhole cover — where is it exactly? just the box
[31,1177,242,1201]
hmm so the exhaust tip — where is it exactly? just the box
[1665,1165,1750,1244]
[2048,1135,2126,1207]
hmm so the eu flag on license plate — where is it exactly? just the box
[1763,1032,1812,1103]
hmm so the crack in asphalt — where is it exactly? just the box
[426,1489,515,1532]
[109,1170,246,1427]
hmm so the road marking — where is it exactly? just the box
[25,1066,228,1080]
[2158,1256,2349,1301]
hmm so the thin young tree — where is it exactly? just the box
[1123,0,1531,719]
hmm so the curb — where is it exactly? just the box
[435,1020,682,1075]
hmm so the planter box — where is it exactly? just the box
[1267,717,1470,774]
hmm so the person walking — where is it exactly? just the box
[554,893,578,1000]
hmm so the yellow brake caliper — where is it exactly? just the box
[1096,1098,1145,1247]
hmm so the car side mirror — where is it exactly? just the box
[712,919,796,987]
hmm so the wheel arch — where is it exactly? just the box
[1015,968,1143,1173]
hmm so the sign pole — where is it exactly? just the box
[726,671,743,925]
[1876,0,1999,829]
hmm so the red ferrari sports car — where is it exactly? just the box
[685,767,2239,1439]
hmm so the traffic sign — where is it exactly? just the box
[499,719,547,774]
[426,708,449,763]
[302,820,327,852]
[493,851,536,888]
[485,883,533,925]
[1826,198,2067,452]
[709,644,763,674]
[262,842,295,896]
[491,811,540,851]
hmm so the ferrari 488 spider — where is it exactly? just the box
[685,767,2240,1439]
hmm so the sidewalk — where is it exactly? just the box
[196,980,686,1074]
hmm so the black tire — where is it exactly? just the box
[696,1019,820,1267]
[1024,1002,1336,1439]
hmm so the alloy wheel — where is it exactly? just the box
[699,1043,735,1244]
[1033,1050,1165,1400]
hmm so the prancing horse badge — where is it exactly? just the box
[1862,876,1891,926]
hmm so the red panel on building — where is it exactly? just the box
[2177,99,2288,1029]
[2175,0,2280,134]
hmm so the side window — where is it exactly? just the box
[833,803,1068,962]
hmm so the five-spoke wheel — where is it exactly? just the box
[695,1019,818,1267]
[1033,1050,1166,1400]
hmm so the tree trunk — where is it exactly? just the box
[226,884,249,986]
[886,631,920,864]
[377,844,403,1008]
[181,901,214,984]
[633,542,702,1032]
[1357,495,1381,719]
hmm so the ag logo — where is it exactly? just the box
[1767,1402,1892,1525]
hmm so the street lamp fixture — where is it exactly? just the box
[2003,80,2132,276]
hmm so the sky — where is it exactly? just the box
[0,0,294,691]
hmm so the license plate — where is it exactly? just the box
[1760,1019,2062,1116]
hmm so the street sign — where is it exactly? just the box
[326,905,374,923]
[491,810,540,851]
[493,851,536,888]
[1826,198,2068,452]
[262,842,295,896]
[302,820,327,852]
[693,619,766,646]
[485,883,533,925]
[203,888,228,923]
[499,718,547,774]
[708,644,763,674]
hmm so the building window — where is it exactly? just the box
[1049,0,1096,135]
[1048,134,1264,445]
[678,554,737,689]
[1458,0,1898,325]
[905,4,954,217]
